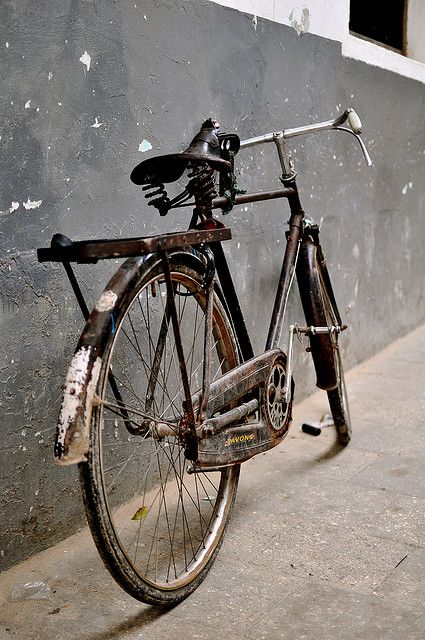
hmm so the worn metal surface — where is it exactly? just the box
[195,350,292,467]
[37,228,232,263]
[212,187,296,209]
[55,346,101,464]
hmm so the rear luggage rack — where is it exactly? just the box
[37,228,232,264]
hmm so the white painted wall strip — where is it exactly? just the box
[210,0,425,84]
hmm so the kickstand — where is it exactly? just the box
[301,414,334,436]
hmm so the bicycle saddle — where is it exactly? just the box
[130,118,232,185]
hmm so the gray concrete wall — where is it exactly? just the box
[1,0,425,570]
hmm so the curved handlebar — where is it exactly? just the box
[281,107,363,139]
[240,107,371,166]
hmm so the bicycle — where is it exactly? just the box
[37,108,371,606]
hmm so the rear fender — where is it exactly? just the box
[54,250,208,465]
[55,346,102,464]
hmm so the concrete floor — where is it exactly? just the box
[1,324,425,640]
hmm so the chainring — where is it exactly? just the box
[264,355,292,435]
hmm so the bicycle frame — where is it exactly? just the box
[37,108,367,466]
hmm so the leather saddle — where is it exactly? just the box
[130,118,239,185]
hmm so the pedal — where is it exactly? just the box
[301,414,334,436]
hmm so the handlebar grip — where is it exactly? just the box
[347,108,362,135]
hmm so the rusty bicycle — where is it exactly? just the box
[38,109,371,606]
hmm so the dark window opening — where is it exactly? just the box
[349,0,406,52]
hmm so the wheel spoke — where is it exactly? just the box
[81,259,240,603]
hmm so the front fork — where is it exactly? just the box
[282,323,346,405]
[283,217,346,402]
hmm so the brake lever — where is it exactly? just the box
[334,126,372,167]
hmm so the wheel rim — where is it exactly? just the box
[94,267,239,590]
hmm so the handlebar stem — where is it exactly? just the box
[273,134,294,181]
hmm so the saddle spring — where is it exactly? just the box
[186,164,217,205]
[142,163,218,217]
[142,181,171,217]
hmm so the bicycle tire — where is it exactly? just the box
[78,250,240,605]
[297,238,351,445]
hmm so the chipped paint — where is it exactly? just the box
[252,15,258,30]
[91,117,103,128]
[48,71,53,80]
[95,290,117,312]
[23,198,42,210]
[55,346,102,465]
[402,182,413,195]
[289,7,310,35]
[139,139,152,152]
[24,100,31,109]
[79,51,91,71]
[9,201,19,213]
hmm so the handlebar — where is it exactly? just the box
[283,107,363,138]
[240,107,372,167]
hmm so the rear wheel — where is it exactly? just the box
[298,239,352,445]
[78,253,240,605]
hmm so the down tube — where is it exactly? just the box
[265,210,304,351]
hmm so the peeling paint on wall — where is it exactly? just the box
[79,51,91,71]
[289,7,310,35]
[139,139,153,152]
[0,201,20,216]
[91,117,103,128]
[23,199,42,210]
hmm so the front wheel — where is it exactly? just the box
[297,238,352,446]
[78,251,240,605]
